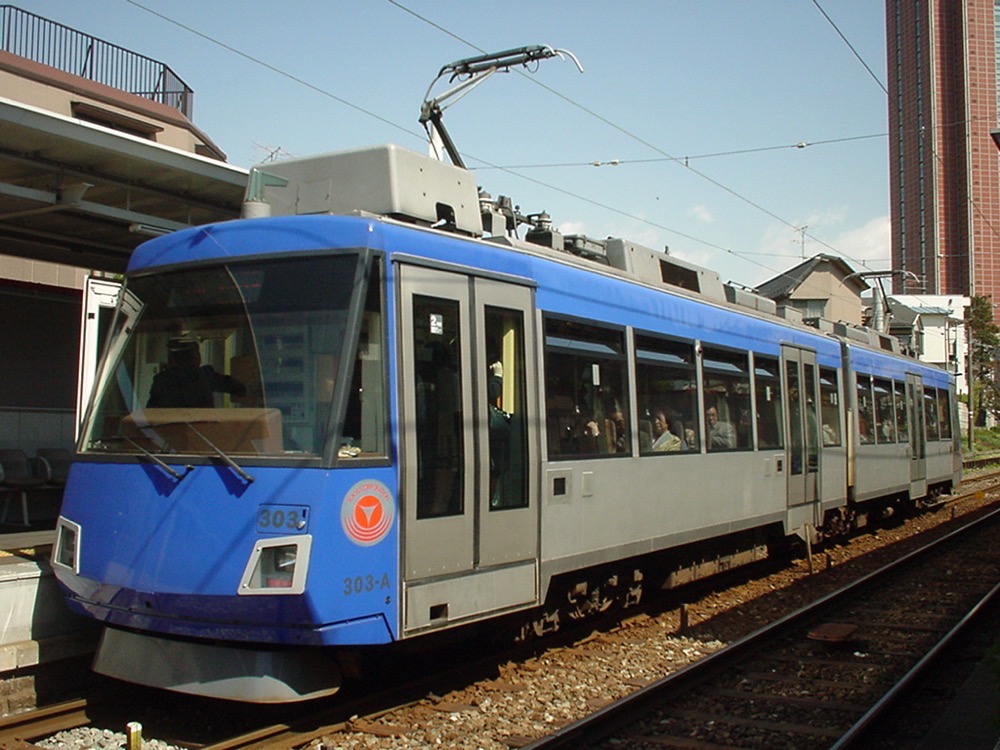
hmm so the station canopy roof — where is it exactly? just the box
[0,97,248,273]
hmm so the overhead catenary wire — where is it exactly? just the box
[812,0,888,95]
[122,0,789,269]
[387,0,883,275]
[123,0,898,306]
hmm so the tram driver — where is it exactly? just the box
[147,338,246,409]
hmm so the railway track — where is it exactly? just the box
[0,699,92,748]
[7,474,1000,750]
[523,504,1000,749]
[963,452,1000,471]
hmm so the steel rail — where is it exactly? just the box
[523,503,1000,749]
[0,698,91,746]
[831,577,1000,748]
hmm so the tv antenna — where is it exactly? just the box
[420,45,583,168]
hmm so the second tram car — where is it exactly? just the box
[52,144,960,701]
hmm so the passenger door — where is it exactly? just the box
[906,373,927,496]
[398,264,474,578]
[398,263,539,631]
[782,345,820,507]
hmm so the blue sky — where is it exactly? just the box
[29,1,891,289]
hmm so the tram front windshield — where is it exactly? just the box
[81,253,384,460]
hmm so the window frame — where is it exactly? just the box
[634,330,700,455]
[701,343,753,452]
[543,315,631,460]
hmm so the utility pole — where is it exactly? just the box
[968,321,974,452]
[795,225,808,258]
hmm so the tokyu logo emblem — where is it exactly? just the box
[341,480,395,546]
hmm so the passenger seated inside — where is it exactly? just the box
[147,339,246,408]
[651,409,683,452]
[706,405,737,450]
[609,408,628,453]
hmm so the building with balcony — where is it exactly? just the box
[0,5,247,513]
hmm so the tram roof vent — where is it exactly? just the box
[833,321,874,344]
[724,284,777,315]
[562,234,610,263]
[803,317,835,333]
[603,238,726,302]
[878,333,900,353]
[777,305,804,323]
[250,144,483,236]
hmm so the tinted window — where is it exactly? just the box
[544,318,629,458]
[702,347,751,451]
[754,355,784,449]
[635,334,698,454]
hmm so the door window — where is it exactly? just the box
[413,295,464,518]
[786,360,803,475]
[485,306,528,510]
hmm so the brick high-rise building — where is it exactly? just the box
[886,1,1000,312]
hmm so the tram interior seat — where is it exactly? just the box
[0,448,48,527]
[546,395,577,455]
[638,419,653,452]
[36,448,72,487]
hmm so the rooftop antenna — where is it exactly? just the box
[420,45,583,168]
[794,224,808,258]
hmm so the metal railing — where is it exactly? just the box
[0,5,194,117]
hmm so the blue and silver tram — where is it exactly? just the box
[52,145,961,701]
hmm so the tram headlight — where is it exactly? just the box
[264,545,297,587]
[238,535,312,595]
[53,517,81,573]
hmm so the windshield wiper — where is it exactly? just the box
[182,422,255,484]
[122,436,193,482]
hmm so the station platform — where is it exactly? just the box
[0,530,99,678]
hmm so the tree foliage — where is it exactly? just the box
[966,296,1000,424]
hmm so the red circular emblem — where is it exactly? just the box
[341,480,395,546]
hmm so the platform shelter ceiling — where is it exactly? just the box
[0,98,247,273]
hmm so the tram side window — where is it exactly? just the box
[819,368,841,446]
[856,374,875,444]
[634,333,699,454]
[924,388,941,440]
[753,355,784,450]
[340,265,386,458]
[702,347,751,452]
[873,378,896,444]
[544,318,629,458]
[937,389,953,440]
[893,381,908,443]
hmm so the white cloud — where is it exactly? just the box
[827,215,891,270]
[556,220,588,236]
[688,204,714,223]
